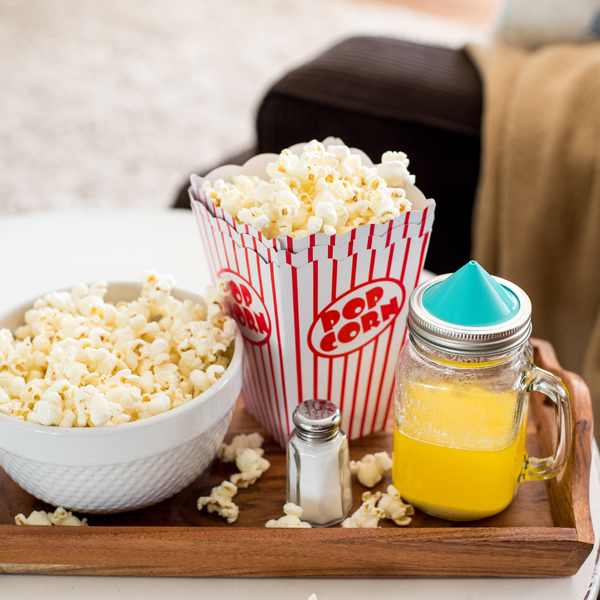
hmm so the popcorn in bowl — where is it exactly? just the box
[202,140,413,240]
[0,272,236,427]
[0,277,244,513]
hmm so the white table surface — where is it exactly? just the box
[1,208,599,600]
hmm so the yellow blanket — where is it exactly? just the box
[466,42,600,433]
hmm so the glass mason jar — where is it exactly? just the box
[393,264,572,521]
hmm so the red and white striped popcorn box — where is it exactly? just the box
[191,192,435,447]
[193,193,435,268]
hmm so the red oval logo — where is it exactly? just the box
[218,269,271,345]
[308,279,405,358]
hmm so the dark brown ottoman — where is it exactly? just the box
[176,37,483,274]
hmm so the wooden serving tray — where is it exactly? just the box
[0,339,594,578]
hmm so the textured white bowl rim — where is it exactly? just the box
[0,282,243,438]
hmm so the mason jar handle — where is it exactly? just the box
[521,366,572,482]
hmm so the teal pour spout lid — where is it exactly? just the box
[407,261,532,356]
[422,261,520,327]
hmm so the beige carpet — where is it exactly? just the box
[0,0,487,214]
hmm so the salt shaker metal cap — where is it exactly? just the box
[292,399,341,442]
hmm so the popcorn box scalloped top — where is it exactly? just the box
[190,137,435,253]
[191,191,434,267]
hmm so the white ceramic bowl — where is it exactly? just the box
[0,283,243,513]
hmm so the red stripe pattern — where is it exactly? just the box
[190,189,435,447]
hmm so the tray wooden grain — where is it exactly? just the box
[0,339,594,578]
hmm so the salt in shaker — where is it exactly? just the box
[287,399,352,527]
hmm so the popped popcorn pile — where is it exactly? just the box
[198,432,270,523]
[378,484,414,526]
[0,273,236,427]
[218,431,271,488]
[342,491,383,529]
[197,480,239,524]
[350,451,393,488]
[15,507,88,526]
[342,486,413,528]
[265,503,312,528]
[230,447,270,488]
[217,431,264,463]
[202,139,414,240]
[344,451,414,528]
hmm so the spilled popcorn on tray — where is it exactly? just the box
[0,272,236,427]
[15,507,88,526]
[217,431,265,463]
[198,433,270,523]
[202,139,413,240]
[350,451,393,488]
[219,432,270,488]
[265,503,312,528]
[230,447,270,489]
[197,481,240,524]
[342,487,414,529]
[377,485,415,526]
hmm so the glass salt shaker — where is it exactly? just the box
[287,399,352,527]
